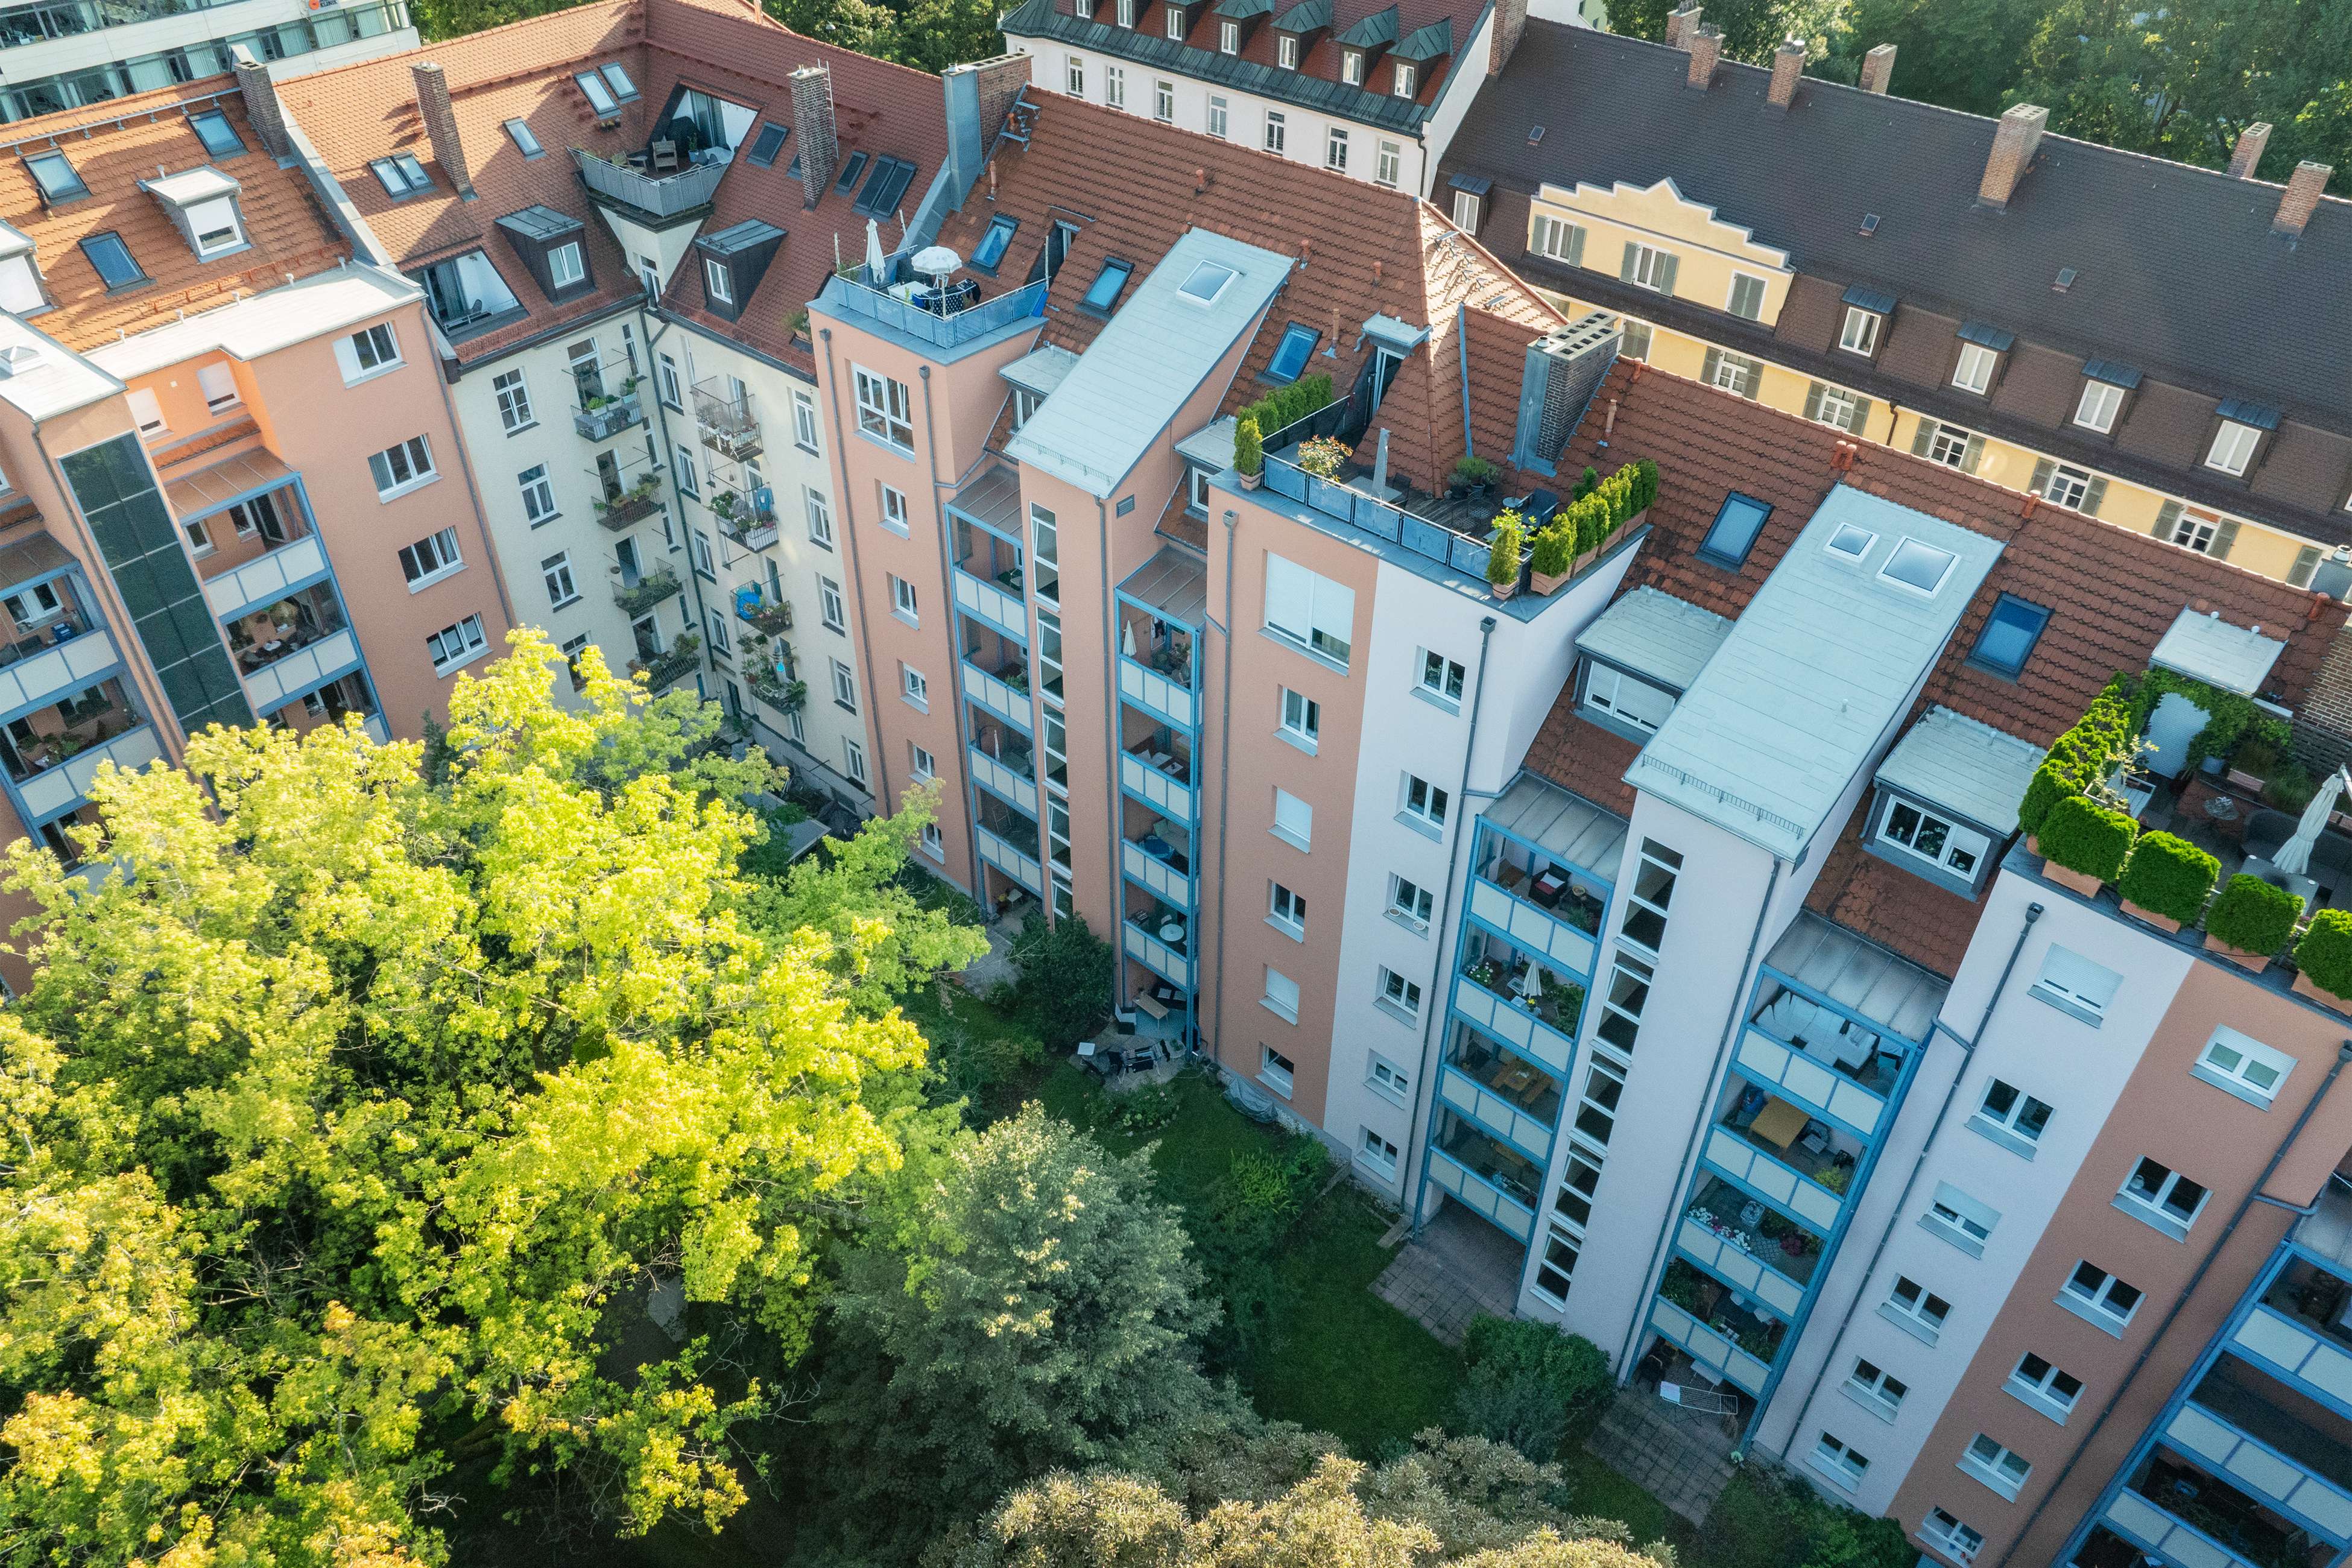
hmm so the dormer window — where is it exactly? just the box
[1341,48,1362,83]
[1279,33,1297,66]
[692,220,784,324]
[1582,663,1675,735]
[1839,306,1880,356]
[1116,0,1133,25]
[2207,420,2262,476]
[189,110,244,158]
[1879,801,1988,880]
[414,249,520,335]
[1952,342,1997,394]
[2075,379,2123,432]
[142,165,247,260]
[1393,62,1414,95]
[704,257,733,305]
[1220,20,1239,51]
[1870,707,2044,898]
[495,205,592,303]
[1166,7,1184,36]
[197,361,239,414]
[0,222,46,313]
[24,151,86,204]
[549,242,584,289]
[370,153,432,198]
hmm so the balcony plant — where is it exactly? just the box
[1236,371,1334,450]
[1816,1163,1851,1195]
[2038,792,2137,896]
[2018,675,2140,842]
[2115,831,2218,932]
[1528,514,1574,595]
[1486,515,1523,601]
[1234,413,1263,487]
[2294,909,2352,1005]
[1297,435,1351,480]
[1449,454,1501,501]
[2205,873,2301,969]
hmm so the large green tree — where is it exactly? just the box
[1838,0,2060,115]
[0,634,976,1567]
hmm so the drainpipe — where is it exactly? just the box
[1614,854,1785,1379]
[1209,503,1238,1070]
[640,313,716,701]
[1096,492,1118,966]
[1774,900,2044,1461]
[1404,611,1499,1222]
[1999,1037,2352,1568]
[817,326,895,821]
[916,365,984,897]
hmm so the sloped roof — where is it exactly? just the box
[1874,705,2047,835]
[0,86,351,355]
[1574,583,1732,692]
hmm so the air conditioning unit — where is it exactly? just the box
[1510,311,1622,477]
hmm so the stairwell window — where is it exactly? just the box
[844,739,867,788]
[853,367,914,449]
[806,488,834,547]
[2207,420,2262,476]
[398,526,464,589]
[1359,1127,1400,1177]
[493,369,533,433]
[1368,1054,1411,1103]
[1846,1359,1908,1420]
[818,575,846,633]
[1400,773,1449,832]
[792,389,820,452]
[1810,1433,1869,1490]
[1388,874,1433,928]
[900,664,928,709]
[1420,650,1466,705]
[542,551,578,608]
[1376,967,1421,1021]
[2117,1157,2209,1239]
[1881,1275,1950,1342]
[1970,1078,2052,1155]
[1619,839,1680,954]
[1268,881,1306,938]
[1278,686,1319,751]
[1260,1039,1295,1088]
[1959,1435,2031,1500]
[2060,1261,2143,1334]
[829,659,858,713]
[2006,1353,2082,1422]
[1923,1183,2000,1257]
[519,465,555,525]
[368,435,436,499]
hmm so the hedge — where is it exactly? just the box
[2018,674,2140,836]
[2040,794,2137,882]
[2297,909,2352,1000]
[1529,514,1572,575]
[2205,874,2302,956]
[1236,373,1334,449]
[2116,832,2218,923]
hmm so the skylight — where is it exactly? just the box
[852,156,917,217]
[1178,260,1236,305]
[80,232,144,291]
[1266,323,1318,382]
[1081,258,1133,314]
[1824,522,1876,562]
[25,151,85,203]
[599,63,637,101]
[833,150,870,194]
[505,118,543,158]
[189,110,244,159]
[1698,492,1771,569]
[1880,538,1957,596]
[972,215,1017,271]
[575,71,619,116]
[370,153,432,197]
[747,122,789,168]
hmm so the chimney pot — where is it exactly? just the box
[1663,2,1699,48]
[1977,102,2047,210]
[2275,159,2330,235]
[789,64,839,209]
[1686,25,1720,89]
[410,62,472,201]
[2228,122,2272,180]
[1858,42,1895,95]
[1766,36,1804,109]
[231,44,292,162]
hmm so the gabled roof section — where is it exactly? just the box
[1393,18,1452,58]
[1874,706,2046,836]
[1273,0,1331,28]
[1336,4,1398,45]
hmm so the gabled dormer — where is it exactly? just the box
[138,166,247,262]
[1335,4,1397,90]
[1268,0,1328,69]
[0,221,49,315]
[1210,0,1271,57]
[1160,0,1207,39]
[1388,17,1450,99]
[694,220,785,323]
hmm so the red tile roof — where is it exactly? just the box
[0,87,350,353]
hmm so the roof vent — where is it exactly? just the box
[0,344,44,377]
[1858,212,1880,236]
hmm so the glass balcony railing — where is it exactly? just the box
[1,675,138,783]
[227,585,346,679]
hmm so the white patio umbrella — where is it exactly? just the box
[2272,766,2351,876]
[864,219,888,285]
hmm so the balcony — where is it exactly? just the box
[571,147,726,224]
[3,677,157,821]
[574,389,645,443]
[2107,1450,2334,1568]
[629,632,701,692]
[2163,1359,2352,1542]
[1704,1093,1853,1234]
[962,652,1032,729]
[1426,1108,1540,1245]
[736,589,791,633]
[595,473,663,530]
[1121,803,1191,909]
[1123,909,1192,989]
[228,586,355,703]
[1458,933,1584,1055]
[1120,733,1194,824]
[0,613,117,715]
[1650,1257,1784,1394]
[820,264,1048,353]
[713,487,777,551]
[1438,1041,1558,1166]
[611,567,683,618]
[693,380,762,463]
[976,795,1043,896]
[1679,1174,1823,1314]
[969,737,1037,815]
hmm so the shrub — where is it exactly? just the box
[1234,412,1263,478]
[2039,794,2137,882]
[1630,457,1660,513]
[2271,762,2319,813]
[1572,464,1599,501]
[2117,831,2219,923]
[1297,435,1351,479]
[1007,912,1114,1047]
[2018,675,2141,835]
[1453,1315,1613,1461]
[2297,909,2352,1000]
[1530,519,1573,575]
[2206,874,2302,955]
[1452,454,1502,487]
[1104,1081,1180,1134]
[1487,516,1523,585]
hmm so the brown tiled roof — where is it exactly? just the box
[0,87,350,353]
[1038,0,1465,110]
[1523,359,2349,972]
[931,93,1558,494]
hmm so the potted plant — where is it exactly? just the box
[1817,1164,1850,1195]
[1449,454,1501,501]
[1234,413,1263,489]
[1297,435,1351,480]
[2115,831,2218,933]
[2038,793,2137,897]
[1528,514,1573,595]
[2205,874,2301,970]
[2295,908,2352,1005]
[1486,515,1523,601]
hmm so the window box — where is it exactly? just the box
[572,387,645,442]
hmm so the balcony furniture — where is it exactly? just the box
[651,139,680,172]
[1530,867,1569,908]
[1151,982,1183,1007]
[1125,1046,1157,1073]
[1133,993,1169,1020]
[1749,1097,1807,1152]
[1492,1058,1542,1100]
[1660,1381,1739,1417]
[996,566,1023,590]
[1760,993,1879,1070]
[1157,917,1185,945]
[913,279,981,316]
[1797,1121,1833,1158]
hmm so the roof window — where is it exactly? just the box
[370,153,432,198]
[1178,260,1236,305]
[971,215,1017,271]
[852,156,917,217]
[1967,594,2050,680]
[833,150,870,195]
[577,72,619,116]
[1880,537,1956,596]
[599,63,636,101]
[1266,323,1319,382]
[1698,492,1771,568]
[1824,522,1876,563]
[25,151,85,203]
[80,232,144,291]
[505,119,543,158]
[189,110,244,158]
[1080,258,1133,314]
[747,122,789,168]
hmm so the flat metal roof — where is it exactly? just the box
[1575,584,1733,694]
[1765,911,1949,1043]
[1485,770,1626,883]
[1002,343,1078,397]
[0,529,71,593]
[1176,415,1238,472]
[948,463,1023,537]
[1626,484,2005,861]
[2151,605,2287,696]
[2294,1168,2352,1271]
[1118,546,1209,627]
[165,446,293,520]
[495,204,583,241]
[1875,706,2047,835]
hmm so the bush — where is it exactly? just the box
[2039,794,2136,882]
[1703,1467,1914,1568]
[2297,909,2352,999]
[2117,831,2218,923]
[2207,874,2302,955]
[1196,1134,1330,1355]
[1530,519,1573,575]
[1487,516,1524,585]
[1105,1081,1180,1134]
[2018,675,2140,835]
[1452,1315,1613,1461]
[1007,912,1114,1047]
[1572,464,1599,501]
[2271,762,2319,813]
[1452,454,1502,487]
[1234,412,1263,478]
[1236,372,1335,450]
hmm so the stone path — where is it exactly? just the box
[1589,1389,1740,1524]
[1370,1210,1523,1346]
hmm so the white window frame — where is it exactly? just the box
[1260,1038,1296,1087]
[852,365,915,449]
[1154,78,1174,120]
[1952,341,1998,394]
[398,525,464,589]
[890,571,918,622]
[426,613,488,674]
[1341,48,1362,83]
[1923,1181,2000,1257]
[1810,1432,1869,1490]
[1277,33,1296,66]
[492,368,533,434]
[829,657,858,713]
[1263,552,1353,667]
[1374,139,1402,188]
[1271,786,1312,852]
[1219,19,1239,50]
[2075,380,2124,433]
[368,435,437,499]
[2060,1260,2142,1334]
[1393,61,1414,95]
[1879,798,1990,880]
[1263,107,1285,153]
[2116,1155,2210,1239]
[1882,1275,1950,1343]
[1845,1359,1908,1421]
[1419,650,1466,706]
[2029,944,2120,1026]
[1707,350,1759,396]
[805,487,834,547]
[1628,244,1675,292]
[541,551,578,608]
[702,256,733,305]
[1839,306,1881,356]
[1268,880,1306,938]
[1324,125,1348,172]
[1815,385,1862,433]
[1064,54,1084,94]
[2044,464,2094,510]
[843,738,868,788]
[1923,1509,1983,1566]
[1163,5,1181,37]
[548,241,585,290]
[818,575,846,633]
[1358,1126,1400,1177]
[1970,1078,2052,1157]
[1927,422,1974,468]
[1375,966,1421,1022]
[792,389,820,453]
[1208,95,1229,138]
[1367,1053,1411,1104]
[900,663,928,709]
[1400,773,1449,832]
[1386,874,1434,929]
[911,742,936,780]
[337,322,402,385]
[1959,1435,2031,1501]
[1104,63,1125,107]
[2006,1353,2082,1424]
[2193,1025,2293,1107]
[920,821,944,859]
[2172,510,2221,553]
[2207,420,2262,476]
[1278,686,1319,751]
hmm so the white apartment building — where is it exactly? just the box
[0,0,414,122]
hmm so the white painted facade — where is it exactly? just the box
[0,0,416,121]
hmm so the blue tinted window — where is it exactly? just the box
[81,233,144,291]
[972,216,1017,270]
[1698,492,1771,567]
[1266,323,1319,382]
[26,152,85,202]
[747,123,789,167]
[1968,594,2051,678]
[1080,259,1133,314]
[189,110,244,158]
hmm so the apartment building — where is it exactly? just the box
[0,71,507,959]
[1000,0,1564,201]
[275,0,987,812]
[1434,14,2352,605]
[0,0,414,124]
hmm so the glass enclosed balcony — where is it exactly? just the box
[2113,1449,2333,1568]
[226,583,345,678]
[0,675,138,783]
[1683,1173,1827,1292]
[1457,928,1586,1039]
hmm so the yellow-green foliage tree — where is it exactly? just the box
[0,632,981,1567]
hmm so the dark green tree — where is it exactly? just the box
[1010,909,1118,1048]
[1839,0,2060,115]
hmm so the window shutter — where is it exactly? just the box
[1265,553,1312,639]
[1910,419,1934,458]
[1803,381,1826,423]
[1849,397,1873,435]
[1656,253,1678,295]
[2291,545,2323,588]
[2028,458,2054,496]
[2213,517,2240,558]
[2079,475,2107,516]
[2152,499,2182,539]
[1310,575,1356,654]
[1961,434,1987,474]
[332,334,361,381]
[1736,360,1758,399]
[1566,224,1585,267]
[1620,242,1638,283]
[1701,347,1722,388]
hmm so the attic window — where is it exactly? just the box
[1341,48,1362,83]
[370,153,432,197]
[25,151,85,203]
[1279,34,1297,67]
[1698,492,1771,568]
[505,119,544,158]
[1178,260,1236,305]
[1393,62,1414,95]
[80,232,144,291]
[599,63,636,101]
[575,72,620,117]
[748,123,789,168]
[1880,538,1956,596]
[0,253,42,313]
[1266,323,1319,382]
[1080,258,1133,314]
[833,150,871,194]
[972,215,1017,271]
[1824,522,1876,562]
[189,199,242,256]
[189,110,244,158]
[852,156,917,217]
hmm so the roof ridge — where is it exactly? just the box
[288,0,640,92]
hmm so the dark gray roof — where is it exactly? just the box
[1444,21,2352,428]
[495,204,581,241]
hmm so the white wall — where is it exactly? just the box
[1412,4,1493,198]
[2,0,414,90]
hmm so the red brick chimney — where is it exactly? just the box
[1663,2,1699,48]
[1766,36,1804,109]
[1857,42,1895,95]
[2275,160,2331,236]
[2228,122,2272,179]
[230,44,291,161]
[1488,0,1529,77]
[1976,103,2047,210]
[1686,25,1720,89]
[411,62,473,201]
[789,65,838,209]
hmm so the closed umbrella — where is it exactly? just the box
[2272,766,2350,876]
[864,220,888,286]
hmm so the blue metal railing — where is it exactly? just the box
[823,273,1048,350]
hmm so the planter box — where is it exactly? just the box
[2120,899,2183,934]
[2042,862,2104,897]
[1529,567,1572,595]
[1488,578,1518,601]
[2208,939,2274,972]
[2227,768,2268,793]
[2293,969,2352,1009]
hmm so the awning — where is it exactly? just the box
[1957,320,2015,352]
[2149,606,2287,696]
[2216,397,2281,431]
[166,447,294,522]
[2082,357,2142,390]
[1841,284,1896,314]
[0,529,72,596]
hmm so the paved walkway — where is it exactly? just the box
[1371,1206,1523,1345]
[1589,1389,1740,1524]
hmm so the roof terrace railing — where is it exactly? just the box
[571,149,726,219]
[821,268,1048,352]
